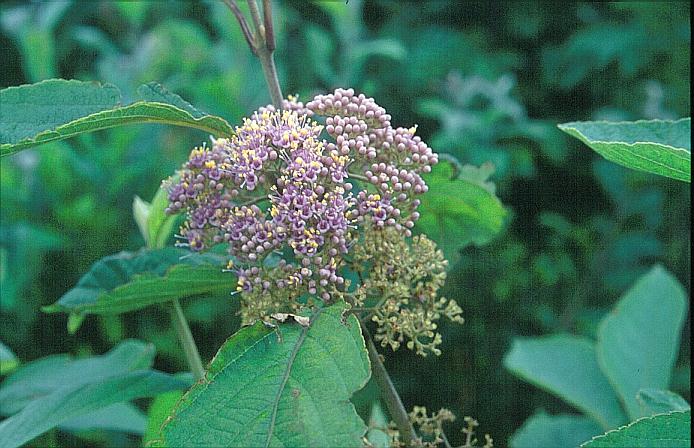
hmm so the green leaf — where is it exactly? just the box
[42,248,232,324]
[0,341,19,374]
[417,159,507,264]
[59,402,147,435]
[143,391,184,446]
[0,3,69,82]
[510,412,603,448]
[458,162,498,194]
[596,266,688,420]
[637,389,690,417]
[558,119,691,182]
[1,79,120,144]
[504,335,627,429]
[0,340,155,415]
[581,410,691,447]
[0,79,234,156]
[0,340,188,448]
[160,302,371,447]
[0,370,187,448]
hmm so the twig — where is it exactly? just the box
[223,0,256,55]
[246,0,264,35]
[348,171,370,182]
[238,195,269,207]
[262,0,275,51]
[226,0,284,108]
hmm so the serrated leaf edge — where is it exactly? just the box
[579,410,691,447]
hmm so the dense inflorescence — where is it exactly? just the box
[167,89,462,348]
[352,226,463,356]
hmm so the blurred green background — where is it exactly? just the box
[0,1,690,446]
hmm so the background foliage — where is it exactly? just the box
[0,1,690,446]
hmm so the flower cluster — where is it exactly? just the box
[167,89,454,329]
[367,407,492,448]
[351,225,463,356]
[264,89,436,235]
[304,89,437,237]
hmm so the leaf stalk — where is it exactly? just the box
[169,298,206,381]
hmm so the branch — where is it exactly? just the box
[361,322,418,446]
[256,46,284,109]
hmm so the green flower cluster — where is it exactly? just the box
[351,225,464,356]
[373,406,493,448]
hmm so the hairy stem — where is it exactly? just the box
[362,323,417,446]
[170,299,206,381]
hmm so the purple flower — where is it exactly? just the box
[168,89,438,309]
